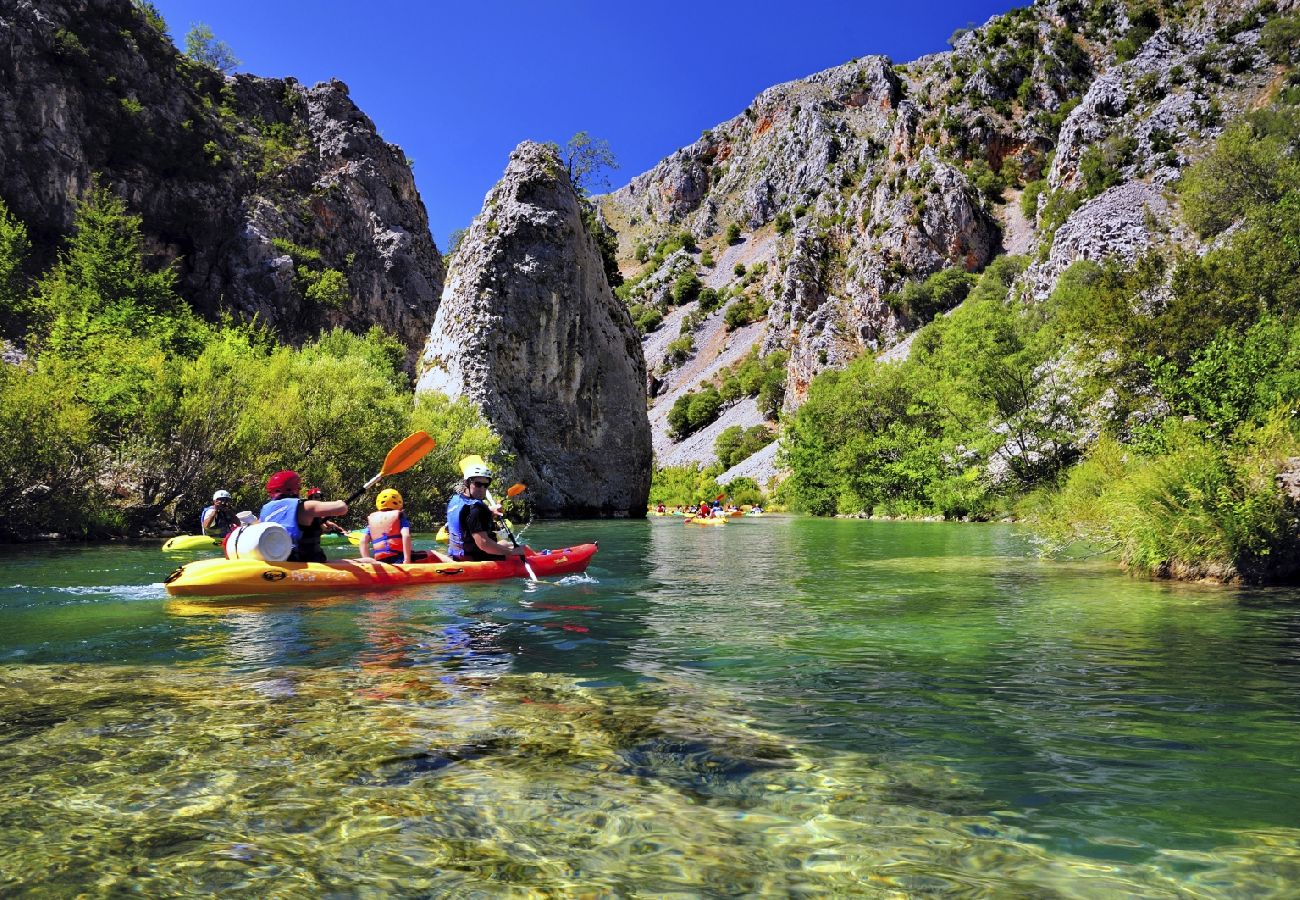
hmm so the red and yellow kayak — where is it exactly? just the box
[163,543,598,597]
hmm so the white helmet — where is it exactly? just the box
[464,464,492,481]
[213,489,232,501]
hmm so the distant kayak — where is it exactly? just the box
[163,543,598,597]
[684,517,727,526]
[161,534,221,551]
[165,532,353,552]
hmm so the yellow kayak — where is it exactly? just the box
[164,543,598,597]
[161,534,222,551]
[684,516,727,526]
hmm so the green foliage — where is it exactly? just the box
[700,248,714,268]
[715,425,775,468]
[720,476,765,507]
[884,266,976,324]
[723,294,769,331]
[1020,179,1047,219]
[131,1,167,32]
[1079,134,1137,197]
[630,303,663,334]
[670,269,702,305]
[0,198,31,336]
[1260,11,1300,64]
[302,267,349,309]
[1030,419,1300,582]
[0,186,495,538]
[649,463,724,508]
[563,131,618,194]
[664,335,695,368]
[184,23,239,73]
[725,222,742,244]
[667,385,722,440]
[774,211,793,233]
[1179,113,1300,237]
[582,204,623,288]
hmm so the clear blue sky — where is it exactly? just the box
[148,0,1020,248]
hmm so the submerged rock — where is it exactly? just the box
[416,142,651,516]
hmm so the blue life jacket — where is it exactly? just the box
[259,497,303,546]
[446,492,490,560]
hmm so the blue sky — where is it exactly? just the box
[147,1,1020,248]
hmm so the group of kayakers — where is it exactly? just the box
[652,500,758,517]
[198,463,528,566]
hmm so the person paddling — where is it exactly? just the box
[201,490,239,535]
[296,486,348,562]
[258,470,348,563]
[445,464,529,562]
[358,489,437,565]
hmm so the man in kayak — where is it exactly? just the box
[201,489,239,535]
[259,470,349,562]
[695,500,712,519]
[446,464,529,562]
[358,488,438,565]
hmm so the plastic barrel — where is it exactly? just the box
[224,522,293,562]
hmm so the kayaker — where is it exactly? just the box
[258,470,349,563]
[200,490,239,535]
[358,488,436,565]
[296,486,348,562]
[446,464,529,562]
[656,502,666,514]
[695,500,712,519]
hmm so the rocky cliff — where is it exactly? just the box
[416,142,652,516]
[601,0,1298,482]
[0,0,442,364]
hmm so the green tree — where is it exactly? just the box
[0,198,31,336]
[564,131,618,194]
[184,23,239,73]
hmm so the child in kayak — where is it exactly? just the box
[358,489,439,565]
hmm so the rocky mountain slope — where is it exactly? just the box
[600,0,1298,483]
[0,0,443,364]
[416,143,652,516]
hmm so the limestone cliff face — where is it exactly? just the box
[416,142,651,516]
[601,0,1298,479]
[0,0,442,364]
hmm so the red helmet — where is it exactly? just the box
[305,486,323,500]
[265,470,301,497]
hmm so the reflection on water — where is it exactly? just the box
[1,521,1299,894]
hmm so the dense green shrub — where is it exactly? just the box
[725,222,742,244]
[670,269,702,305]
[667,385,722,440]
[649,463,724,508]
[715,424,775,468]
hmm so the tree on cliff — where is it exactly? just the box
[184,24,239,74]
[563,131,618,195]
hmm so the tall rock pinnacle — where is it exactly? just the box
[416,141,651,516]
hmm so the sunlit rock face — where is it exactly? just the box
[0,0,443,365]
[417,142,651,516]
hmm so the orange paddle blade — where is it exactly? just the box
[381,431,435,476]
[506,483,527,498]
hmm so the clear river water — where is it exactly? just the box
[1,517,1298,896]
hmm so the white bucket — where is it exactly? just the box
[224,522,293,562]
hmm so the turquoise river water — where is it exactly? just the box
[1,517,1299,896]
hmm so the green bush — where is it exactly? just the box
[725,222,742,244]
[670,269,702,305]
[714,424,776,468]
[667,385,722,440]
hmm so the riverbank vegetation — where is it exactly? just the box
[0,187,496,539]
[780,86,1300,581]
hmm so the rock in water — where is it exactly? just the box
[416,142,651,516]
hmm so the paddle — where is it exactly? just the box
[498,482,539,583]
[345,431,436,507]
[458,455,537,582]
